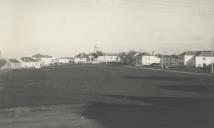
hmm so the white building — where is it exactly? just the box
[32,54,54,66]
[74,58,88,64]
[134,52,160,66]
[96,54,121,63]
[74,53,89,64]
[195,51,214,68]
[179,51,198,67]
[57,57,74,64]
[19,57,41,69]
[7,59,24,69]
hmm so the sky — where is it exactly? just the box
[1,0,214,58]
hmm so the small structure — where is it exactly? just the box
[32,54,54,66]
[195,51,214,68]
[96,54,121,63]
[179,51,199,67]
[7,59,23,69]
[19,57,41,69]
[161,55,183,68]
[134,52,161,66]
[74,53,89,64]
[56,57,74,64]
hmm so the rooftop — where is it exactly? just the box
[196,51,213,57]
[9,59,21,63]
[32,54,52,58]
[20,57,38,62]
[134,52,151,57]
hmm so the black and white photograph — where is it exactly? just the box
[0,0,214,127]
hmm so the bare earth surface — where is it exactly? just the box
[0,64,214,128]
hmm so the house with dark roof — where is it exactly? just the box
[179,51,214,68]
[74,53,89,64]
[195,51,214,68]
[161,55,183,68]
[32,54,54,66]
[179,51,200,67]
[19,57,41,69]
[7,59,23,69]
[134,52,161,66]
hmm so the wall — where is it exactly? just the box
[142,56,160,65]
[184,55,195,67]
[196,56,214,67]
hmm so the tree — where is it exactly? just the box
[125,51,138,65]
[90,50,104,59]
[75,53,88,58]
[118,52,127,64]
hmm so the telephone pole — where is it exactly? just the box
[211,40,214,74]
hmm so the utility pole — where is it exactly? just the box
[211,40,214,74]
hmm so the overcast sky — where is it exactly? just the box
[1,0,214,58]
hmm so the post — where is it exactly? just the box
[136,55,137,66]
[211,50,214,74]
[211,40,214,74]
[161,54,164,70]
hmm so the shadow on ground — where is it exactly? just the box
[123,76,196,82]
[158,85,214,94]
[81,95,214,128]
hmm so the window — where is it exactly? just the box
[203,57,206,61]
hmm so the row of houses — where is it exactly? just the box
[134,51,214,68]
[73,53,121,64]
[1,50,212,70]
[0,54,75,70]
[0,53,122,70]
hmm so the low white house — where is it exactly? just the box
[195,51,214,68]
[32,54,54,66]
[7,59,24,69]
[135,52,161,66]
[74,53,89,64]
[96,54,121,63]
[179,51,199,67]
[56,57,74,64]
[19,57,41,69]
[74,58,88,64]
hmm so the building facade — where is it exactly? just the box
[195,51,214,68]
[96,54,121,63]
[134,52,161,66]
[32,54,54,66]
[19,57,41,69]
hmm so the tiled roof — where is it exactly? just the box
[32,54,52,58]
[197,51,213,57]
[162,55,179,58]
[20,57,38,62]
[9,59,21,63]
[103,53,120,56]
[134,52,151,57]
[179,51,198,56]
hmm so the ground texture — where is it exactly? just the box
[0,64,214,128]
